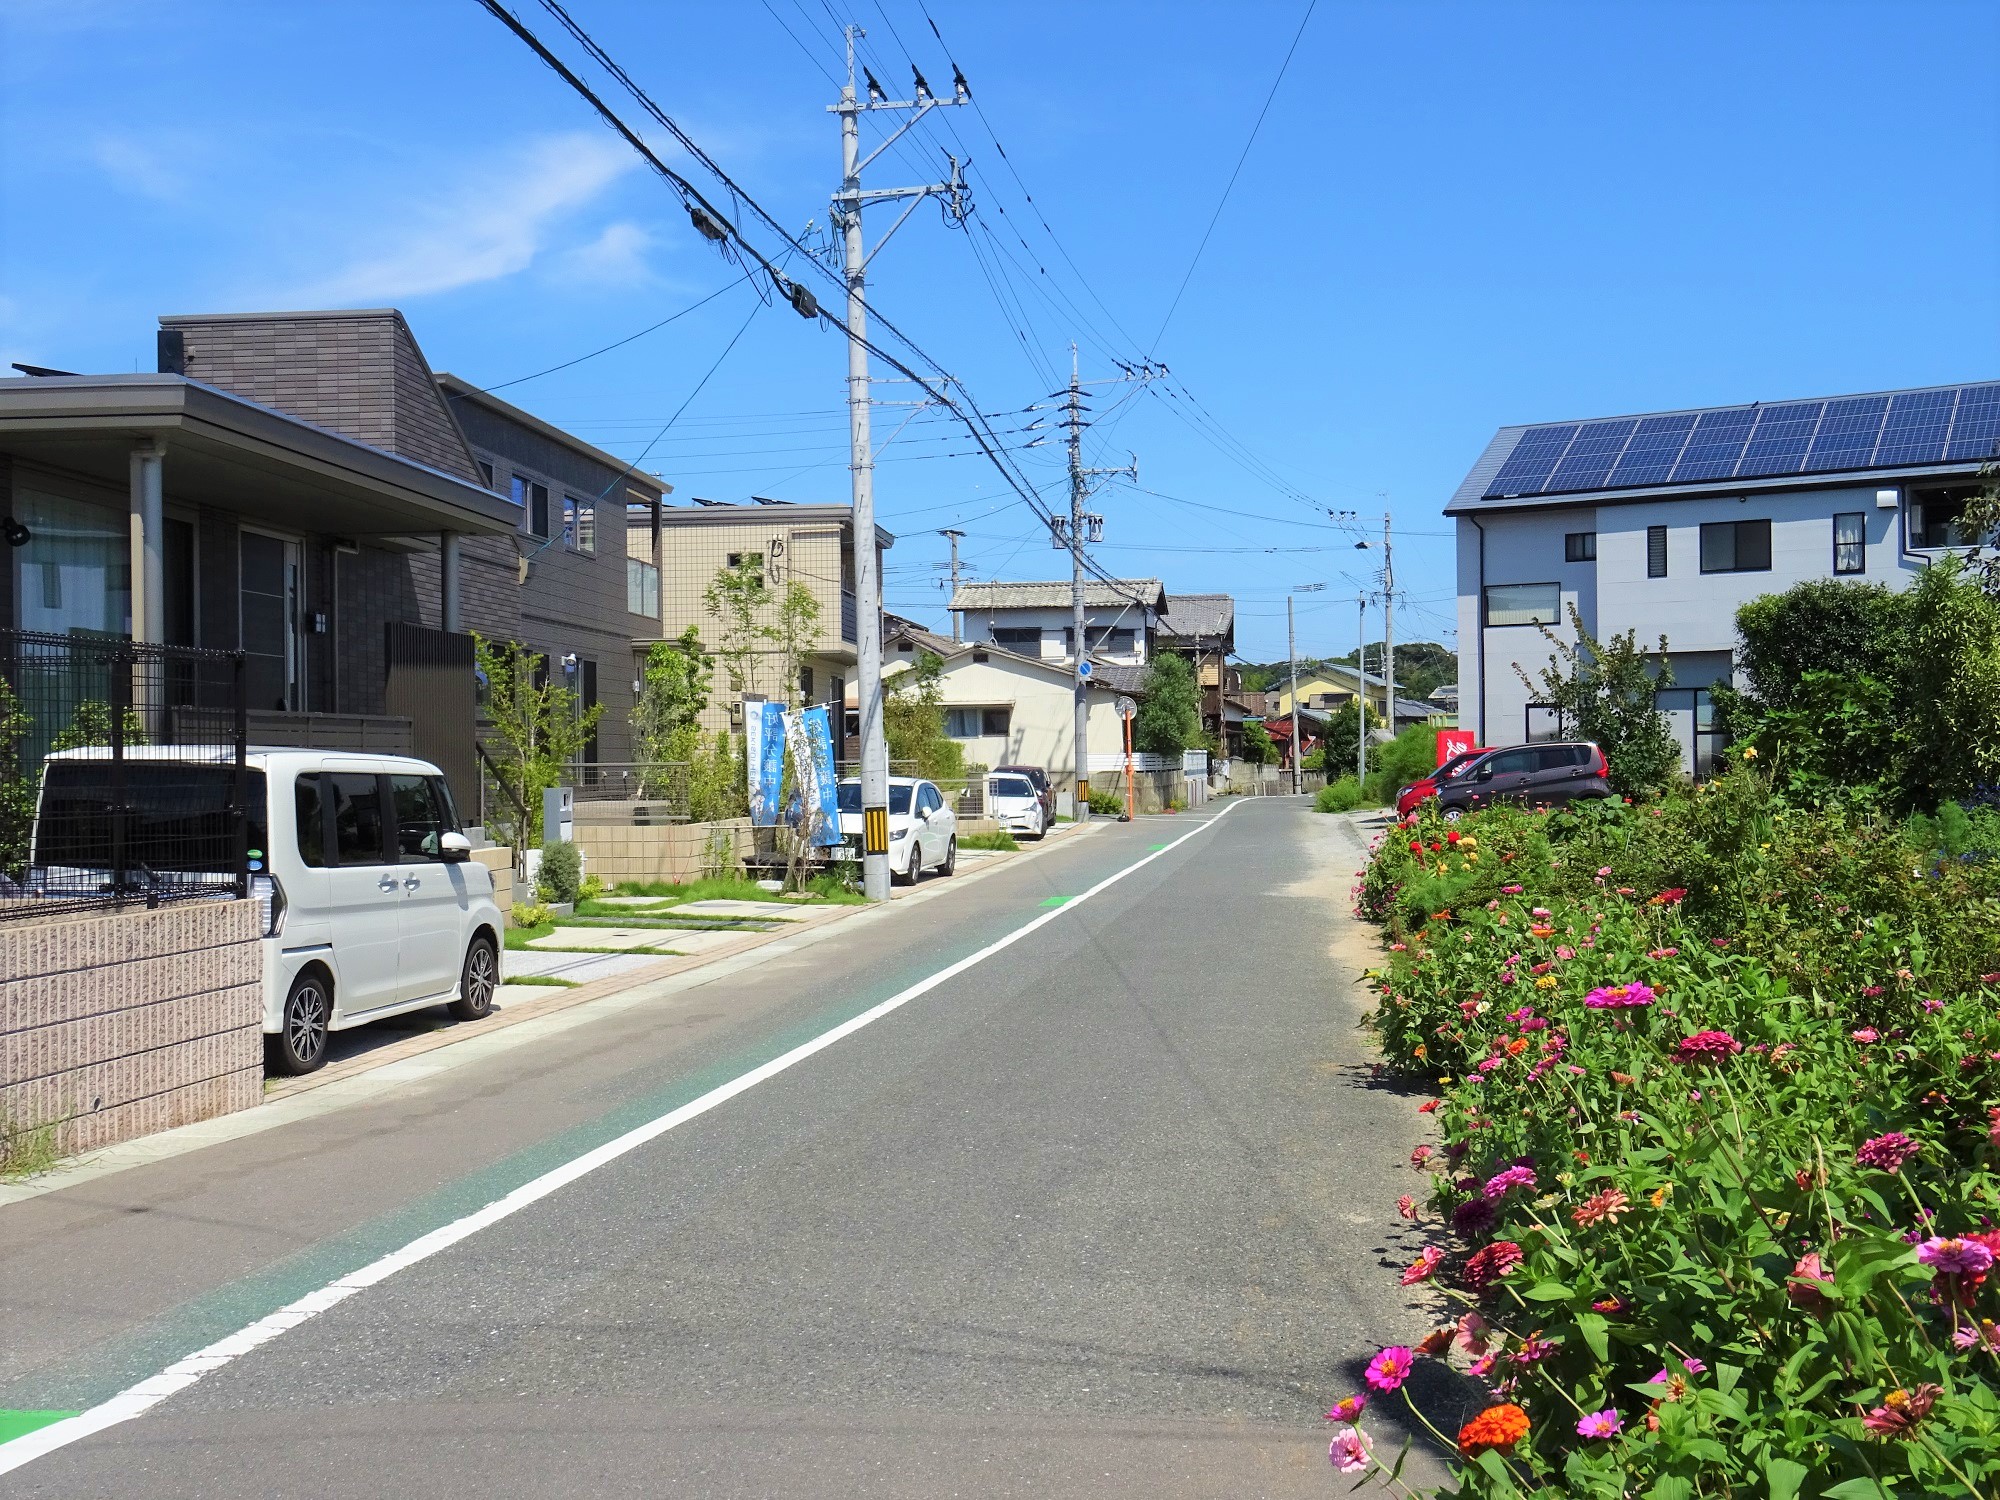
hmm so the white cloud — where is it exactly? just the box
[92,135,191,201]
[284,133,636,304]
[555,221,655,286]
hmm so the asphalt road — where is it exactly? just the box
[0,799,1457,1498]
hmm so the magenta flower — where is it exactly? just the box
[1325,1393,1368,1422]
[1856,1132,1920,1173]
[1953,1321,2000,1353]
[1401,1247,1444,1286]
[1582,983,1656,1010]
[1674,1030,1742,1064]
[1328,1426,1373,1473]
[1483,1165,1538,1200]
[1918,1237,1996,1276]
[1365,1346,1414,1392]
[1575,1408,1622,1439]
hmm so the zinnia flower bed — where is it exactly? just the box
[1333,770,2000,1496]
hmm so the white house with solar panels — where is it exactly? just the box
[1448,380,2000,776]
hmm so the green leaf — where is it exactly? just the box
[1523,1279,1574,1302]
[1576,1310,1610,1360]
[1763,1458,1809,1500]
[1823,1480,1897,1499]
[1646,1478,1694,1500]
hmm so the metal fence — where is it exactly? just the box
[0,629,250,919]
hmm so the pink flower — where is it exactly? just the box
[1647,946,1679,959]
[1918,1237,1996,1275]
[1325,1393,1368,1422]
[1531,907,1550,918]
[1582,983,1656,1009]
[1396,1194,1416,1221]
[1328,1426,1373,1473]
[1365,1346,1414,1392]
[1455,1312,1491,1356]
[1500,884,1523,894]
[1467,1351,1496,1377]
[1509,1334,1558,1365]
[1596,866,1613,878]
[1575,1408,1621,1439]
[1401,1247,1444,1285]
[1852,1027,1879,1044]
[1953,1320,2000,1353]
[1463,1241,1523,1291]
[1483,1165,1538,1199]
[1861,1384,1940,1438]
[1410,1144,1433,1169]
[1856,1132,1920,1173]
[1674,1030,1742,1064]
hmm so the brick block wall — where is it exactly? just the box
[0,901,264,1160]
[571,818,750,887]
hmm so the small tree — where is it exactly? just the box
[0,679,34,876]
[634,627,712,761]
[475,634,603,854]
[1903,554,2000,809]
[769,579,822,709]
[1237,719,1274,765]
[1516,605,1680,796]
[883,651,965,781]
[704,555,771,699]
[1133,651,1202,758]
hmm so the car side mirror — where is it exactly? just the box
[438,830,473,863]
[1475,766,1494,782]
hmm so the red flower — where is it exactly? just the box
[1648,887,1687,906]
[1787,1251,1834,1318]
[1463,1240,1523,1291]
[1446,830,1462,844]
[1418,1098,1440,1114]
[1674,1030,1743,1065]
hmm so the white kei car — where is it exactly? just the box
[836,776,957,884]
[33,747,505,1076]
[985,772,1047,840]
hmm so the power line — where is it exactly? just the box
[1150,0,1317,352]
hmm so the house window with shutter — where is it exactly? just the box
[1647,525,1668,578]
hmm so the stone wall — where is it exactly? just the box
[1,900,264,1161]
[571,817,751,889]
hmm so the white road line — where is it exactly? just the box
[0,802,1237,1475]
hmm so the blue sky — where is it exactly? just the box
[4,0,1996,662]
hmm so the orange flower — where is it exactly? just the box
[1506,1038,1530,1056]
[1529,925,1556,938]
[1415,1326,1453,1357]
[1457,1403,1531,1457]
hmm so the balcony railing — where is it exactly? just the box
[841,588,858,643]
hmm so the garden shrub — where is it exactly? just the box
[1316,776,1363,813]
[1335,762,2000,1496]
[536,840,582,905]
[1362,724,1439,807]
[1086,786,1126,816]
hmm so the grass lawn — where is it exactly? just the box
[608,875,864,905]
[959,830,1020,852]
[500,974,578,988]
[500,920,679,957]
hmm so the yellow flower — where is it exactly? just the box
[1535,975,1558,989]
[1742,747,1758,761]
[1649,1184,1672,1207]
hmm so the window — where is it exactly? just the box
[1525,704,1562,742]
[837,783,912,815]
[1483,582,1560,627]
[390,775,445,863]
[1564,531,1596,563]
[329,773,387,866]
[295,774,326,868]
[1647,525,1668,578]
[1482,748,1537,775]
[1086,626,1135,654]
[627,558,660,617]
[1833,512,1866,574]
[35,764,267,875]
[725,551,763,585]
[991,627,1042,653]
[944,706,1011,738]
[1535,745,1586,770]
[562,496,595,554]
[513,475,550,539]
[1699,519,1772,573]
[990,775,1035,799]
[917,784,942,816]
[1908,483,1981,549]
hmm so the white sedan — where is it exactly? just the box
[836,776,957,884]
[986,772,1046,840]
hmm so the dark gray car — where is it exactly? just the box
[1435,742,1611,819]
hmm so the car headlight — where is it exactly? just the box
[891,826,909,840]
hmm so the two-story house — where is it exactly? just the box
[1450,380,2000,775]
[654,498,890,756]
[1153,592,1238,749]
[948,578,1168,671]
[439,375,668,768]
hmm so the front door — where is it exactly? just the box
[390,773,463,1002]
[324,772,402,1016]
[241,531,302,711]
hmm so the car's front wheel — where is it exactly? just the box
[450,933,499,1021]
[270,969,331,1076]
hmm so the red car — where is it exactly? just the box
[1395,748,1492,820]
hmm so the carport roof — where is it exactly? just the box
[0,373,518,537]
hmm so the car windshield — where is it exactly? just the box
[835,783,912,815]
[1440,751,1488,781]
[990,776,1033,798]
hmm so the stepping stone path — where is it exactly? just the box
[675,900,812,919]
[527,926,748,955]
[504,950,669,983]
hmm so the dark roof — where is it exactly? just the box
[1450,380,2000,514]
[883,613,957,656]
[1086,660,1148,693]
[950,578,1166,613]
[1155,593,1234,642]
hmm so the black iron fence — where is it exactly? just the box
[0,629,250,919]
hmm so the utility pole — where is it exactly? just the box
[1381,510,1395,734]
[940,527,965,641]
[1286,594,1300,795]
[829,27,967,901]
[1356,592,1368,783]
[1055,344,1135,821]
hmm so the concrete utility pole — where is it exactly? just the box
[1056,345,1136,821]
[940,528,965,642]
[1356,592,1368,783]
[1286,594,1300,795]
[829,27,967,900]
[1381,510,1395,735]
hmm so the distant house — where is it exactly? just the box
[1155,592,1237,749]
[878,621,1126,796]
[652,498,891,756]
[1449,379,1999,774]
[949,578,1168,669]
[440,375,668,767]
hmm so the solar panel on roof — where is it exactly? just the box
[1479,383,1997,500]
